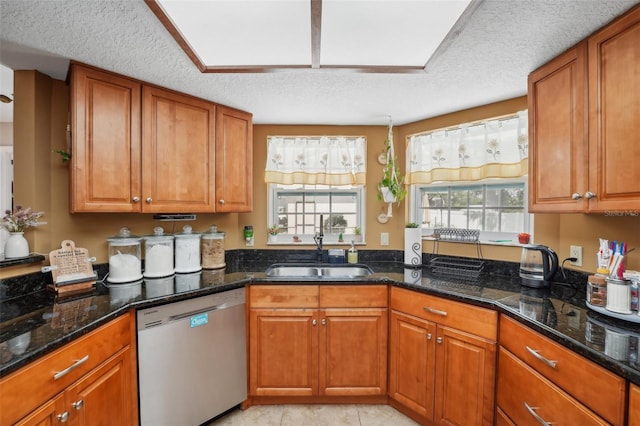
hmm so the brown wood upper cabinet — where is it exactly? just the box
[528,5,640,213]
[70,63,253,213]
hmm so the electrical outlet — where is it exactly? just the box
[380,232,389,246]
[570,245,583,267]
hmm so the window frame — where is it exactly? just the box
[268,183,366,245]
[409,178,531,244]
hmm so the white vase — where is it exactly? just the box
[5,232,30,259]
[268,234,277,243]
[404,228,422,267]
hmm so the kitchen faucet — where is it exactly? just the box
[313,214,324,263]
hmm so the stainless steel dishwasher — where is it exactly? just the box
[137,287,246,426]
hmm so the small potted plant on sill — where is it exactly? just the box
[354,226,362,243]
[267,224,279,243]
[377,119,406,216]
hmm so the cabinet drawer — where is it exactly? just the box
[498,347,608,426]
[250,285,319,308]
[0,314,131,425]
[500,315,625,425]
[390,287,497,340]
[319,285,387,308]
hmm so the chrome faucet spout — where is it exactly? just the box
[313,232,323,262]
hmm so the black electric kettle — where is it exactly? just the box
[519,244,559,288]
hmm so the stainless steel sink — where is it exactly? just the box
[265,263,373,278]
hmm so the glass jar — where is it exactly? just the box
[107,227,143,283]
[201,225,225,269]
[143,227,174,278]
[174,225,202,273]
[586,274,607,307]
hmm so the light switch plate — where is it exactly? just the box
[380,232,389,246]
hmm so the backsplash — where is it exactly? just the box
[0,249,590,302]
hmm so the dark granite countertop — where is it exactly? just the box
[1,259,639,387]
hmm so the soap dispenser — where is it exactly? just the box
[347,240,358,264]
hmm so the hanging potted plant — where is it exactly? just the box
[377,119,406,214]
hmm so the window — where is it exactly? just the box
[265,135,367,244]
[268,184,364,244]
[410,180,530,242]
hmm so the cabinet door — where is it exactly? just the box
[588,6,640,212]
[142,86,216,213]
[15,395,67,426]
[249,309,318,396]
[70,65,142,213]
[319,308,387,396]
[527,44,588,212]
[215,106,253,212]
[434,325,496,426]
[65,348,134,426]
[389,310,436,421]
[630,384,640,426]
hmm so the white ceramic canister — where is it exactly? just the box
[605,277,632,314]
[143,227,175,278]
[107,227,143,283]
[201,225,225,269]
[174,225,202,273]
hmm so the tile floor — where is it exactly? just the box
[207,404,419,426]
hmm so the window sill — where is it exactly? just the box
[266,241,366,246]
[423,237,525,248]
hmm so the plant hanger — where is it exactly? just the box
[377,116,406,221]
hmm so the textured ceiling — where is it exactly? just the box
[0,0,638,125]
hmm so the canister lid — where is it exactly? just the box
[202,225,225,240]
[588,274,606,285]
[174,224,201,239]
[107,227,142,245]
[144,226,174,242]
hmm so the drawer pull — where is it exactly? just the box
[525,346,557,368]
[426,333,432,340]
[524,401,552,425]
[57,411,69,423]
[53,355,89,380]
[72,399,84,410]
[423,306,448,317]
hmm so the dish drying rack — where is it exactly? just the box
[429,227,484,280]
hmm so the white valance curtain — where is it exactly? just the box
[265,136,366,185]
[407,110,528,184]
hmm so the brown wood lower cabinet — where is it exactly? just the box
[629,383,640,426]
[248,285,387,401]
[498,315,626,425]
[0,313,137,425]
[388,287,497,426]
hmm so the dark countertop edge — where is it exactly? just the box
[2,275,639,387]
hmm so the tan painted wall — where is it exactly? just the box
[3,73,638,279]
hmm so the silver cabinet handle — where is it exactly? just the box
[219,199,225,205]
[312,319,317,326]
[571,193,582,200]
[72,400,84,411]
[436,337,443,344]
[321,318,326,325]
[426,333,432,340]
[524,401,552,426]
[57,412,69,423]
[132,196,140,203]
[53,355,89,380]
[525,346,557,369]
[423,306,447,317]
[585,191,596,199]
[145,197,152,203]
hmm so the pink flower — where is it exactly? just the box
[2,205,46,232]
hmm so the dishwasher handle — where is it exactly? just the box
[168,303,229,322]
